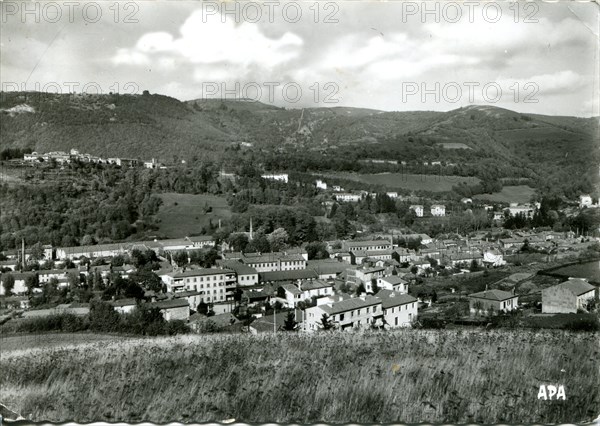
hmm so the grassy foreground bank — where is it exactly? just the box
[0,329,598,423]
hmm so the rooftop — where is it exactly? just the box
[469,289,516,301]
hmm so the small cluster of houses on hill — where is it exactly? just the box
[22,148,166,169]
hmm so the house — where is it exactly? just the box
[241,252,306,272]
[144,158,160,169]
[335,193,361,202]
[377,276,408,293]
[0,260,18,271]
[218,260,259,286]
[542,278,597,313]
[329,250,352,263]
[149,299,190,321]
[56,242,130,260]
[347,267,386,292]
[579,194,593,208]
[261,173,289,183]
[299,279,335,300]
[172,290,203,311]
[377,289,418,327]
[304,295,383,331]
[160,268,232,303]
[409,205,424,217]
[186,235,216,249]
[277,283,303,308]
[0,272,34,295]
[307,259,347,279]
[430,204,446,217]
[482,250,506,267]
[242,289,271,307]
[446,252,483,268]
[499,238,524,249]
[332,185,344,192]
[461,198,473,204]
[493,211,504,221]
[315,179,328,190]
[110,298,137,314]
[506,203,535,218]
[343,240,393,252]
[386,192,399,199]
[468,289,518,315]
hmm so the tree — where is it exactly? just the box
[371,278,380,295]
[227,233,249,252]
[355,282,366,296]
[29,242,45,262]
[283,311,298,331]
[469,259,479,272]
[267,227,289,252]
[2,274,15,296]
[305,241,329,260]
[319,313,334,330]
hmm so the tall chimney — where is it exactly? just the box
[250,218,253,241]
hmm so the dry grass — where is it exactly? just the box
[0,330,598,423]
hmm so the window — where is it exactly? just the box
[366,307,370,314]
[340,313,345,321]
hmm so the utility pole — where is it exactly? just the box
[274,306,276,334]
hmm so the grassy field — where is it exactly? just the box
[154,193,231,238]
[322,172,480,192]
[0,330,598,423]
[473,185,535,204]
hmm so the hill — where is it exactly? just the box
[1,92,598,196]
[0,330,597,423]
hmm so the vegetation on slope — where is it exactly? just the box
[0,330,597,423]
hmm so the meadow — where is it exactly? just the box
[473,185,536,204]
[154,192,232,238]
[321,172,480,192]
[0,329,598,423]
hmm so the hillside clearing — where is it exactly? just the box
[473,185,536,204]
[154,193,231,238]
[0,330,597,423]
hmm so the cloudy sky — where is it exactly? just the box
[1,1,598,116]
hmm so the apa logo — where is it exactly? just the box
[537,385,566,400]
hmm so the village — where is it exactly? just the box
[1,204,598,334]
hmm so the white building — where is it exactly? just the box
[430,204,446,217]
[386,192,399,199]
[261,173,289,183]
[506,203,535,218]
[542,278,597,313]
[335,193,361,202]
[160,268,232,303]
[580,194,593,208]
[316,179,328,190]
[409,205,424,217]
[377,276,408,293]
[378,289,418,327]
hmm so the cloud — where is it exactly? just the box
[112,8,304,74]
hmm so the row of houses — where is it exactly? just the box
[467,277,597,316]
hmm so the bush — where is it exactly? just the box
[563,315,600,332]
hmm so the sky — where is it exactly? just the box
[1,1,598,116]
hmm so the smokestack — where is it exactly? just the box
[21,238,25,271]
[250,218,253,241]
